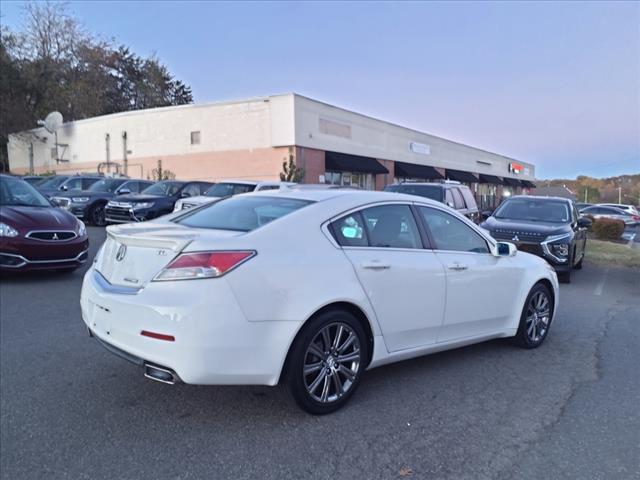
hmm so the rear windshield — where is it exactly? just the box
[384,184,443,202]
[175,196,312,232]
[495,198,571,223]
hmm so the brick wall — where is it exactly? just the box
[375,159,395,190]
[296,147,325,184]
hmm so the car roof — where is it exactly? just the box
[509,195,572,203]
[242,187,443,206]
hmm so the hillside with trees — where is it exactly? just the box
[0,2,193,171]
[536,174,640,205]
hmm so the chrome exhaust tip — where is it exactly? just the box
[144,363,177,385]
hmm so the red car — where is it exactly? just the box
[0,175,89,272]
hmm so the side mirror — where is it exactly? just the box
[61,185,68,191]
[481,210,493,219]
[577,217,592,228]
[117,188,130,195]
[446,201,454,208]
[495,241,517,257]
[181,191,192,198]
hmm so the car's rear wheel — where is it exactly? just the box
[514,283,554,348]
[90,203,106,226]
[285,309,368,415]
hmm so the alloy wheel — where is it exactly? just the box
[526,290,550,343]
[303,322,361,404]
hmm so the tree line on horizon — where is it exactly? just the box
[0,1,193,171]
[538,174,640,205]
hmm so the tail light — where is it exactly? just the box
[154,251,256,281]
[632,215,640,221]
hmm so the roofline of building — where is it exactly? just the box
[8,91,532,170]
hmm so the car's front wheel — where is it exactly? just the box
[285,309,368,415]
[89,203,106,226]
[514,283,554,348]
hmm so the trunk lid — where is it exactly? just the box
[96,223,245,288]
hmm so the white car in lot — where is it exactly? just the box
[172,180,295,212]
[81,189,559,414]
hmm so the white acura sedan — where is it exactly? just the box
[81,189,559,414]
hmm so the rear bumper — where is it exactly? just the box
[80,266,300,386]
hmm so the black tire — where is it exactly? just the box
[89,203,106,226]
[513,283,554,349]
[284,309,368,415]
[558,270,571,283]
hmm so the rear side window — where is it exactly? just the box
[450,188,465,209]
[445,189,454,207]
[176,196,311,232]
[330,212,368,247]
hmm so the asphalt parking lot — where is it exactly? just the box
[1,227,639,480]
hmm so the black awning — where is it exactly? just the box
[502,177,522,187]
[394,161,444,180]
[521,180,537,188]
[478,174,503,185]
[445,169,479,183]
[325,151,389,175]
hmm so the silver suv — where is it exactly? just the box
[384,181,480,221]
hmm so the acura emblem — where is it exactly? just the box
[115,244,127,262]
[512,235,519,242]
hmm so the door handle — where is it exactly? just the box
[447,262,468,271]
[362,261,391,270]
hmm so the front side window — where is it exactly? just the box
[419,207,489,254]
[176,196,311,232]
[63,178,83,191]
[38,176,69,189]
[142,181,183,197]
[89,179,126,193]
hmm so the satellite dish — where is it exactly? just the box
[43,111,63,134]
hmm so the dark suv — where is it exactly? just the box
[105,180,213,223]
[51,178,154,226]
[480,196,591,283]
[384,181,479,221]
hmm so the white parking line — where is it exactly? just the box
[594,268,609,296]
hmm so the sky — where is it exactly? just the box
[2,0,639,179]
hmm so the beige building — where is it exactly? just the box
[8,93,536,207]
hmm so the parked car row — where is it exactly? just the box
[577,203,640,226]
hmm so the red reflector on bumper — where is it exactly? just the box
[140,330,175,342]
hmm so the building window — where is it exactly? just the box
[190,131,201,145]
[325,171,374,190]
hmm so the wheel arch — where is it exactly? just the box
[278,301,376,384]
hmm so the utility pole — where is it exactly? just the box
[618,186,622,204]
[584,188,588,203]
[28,142,34,175]
[105,133,111,173]
[122,131,128,176]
